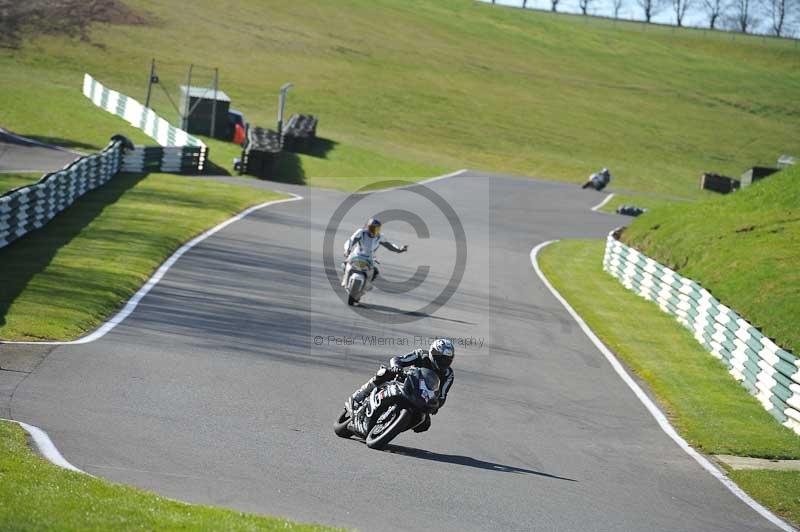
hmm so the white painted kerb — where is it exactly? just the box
[530,240,794,532]
[1,418,87,474]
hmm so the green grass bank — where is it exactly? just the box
[0,421,342,531]
[0,174,285,341]
[597,192,694,214]
[1,0,798,194]
[621,165,800,354]
[538,239,800,526]
[0,173,42,195]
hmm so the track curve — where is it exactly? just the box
[6,172,787,531]
[0,129,78,174]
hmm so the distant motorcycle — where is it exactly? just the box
[334,367,440,450]
[342,253,376,306]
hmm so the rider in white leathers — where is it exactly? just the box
[342,218,407,287]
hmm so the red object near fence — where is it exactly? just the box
[233,123,245,145]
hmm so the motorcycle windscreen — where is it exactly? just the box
[348,254,374,271]
[403,368,440,408]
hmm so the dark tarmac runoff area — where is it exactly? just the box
[2,171,787,531]
[0,129,79,174]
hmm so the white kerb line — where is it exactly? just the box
[591,192,615,212]
[354,169,469,195]
[1,418,88,475]
[529,240,794,532]
[0,194,304,346]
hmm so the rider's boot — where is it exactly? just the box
[346,378,376,415]
[366,269,378,291]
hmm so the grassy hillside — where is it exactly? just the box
[622,165,800,353]
[0,173,41,195]
[1,0,798,194]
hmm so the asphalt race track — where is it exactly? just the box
[0,130,78,173]
[1,172,786,531]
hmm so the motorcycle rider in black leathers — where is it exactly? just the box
[347,339,455,433]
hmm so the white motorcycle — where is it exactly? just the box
[342,253,376,306]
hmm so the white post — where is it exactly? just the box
[277,82,293,137]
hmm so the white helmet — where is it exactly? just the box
[428,339,455,371]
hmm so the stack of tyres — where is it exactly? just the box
[282,114,318,153]
[241,127,282,178]
[700,172,740,194]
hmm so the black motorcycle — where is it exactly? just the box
[334,367,440,450]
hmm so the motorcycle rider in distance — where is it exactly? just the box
[347,339,455,433]
[342,217,408,288]
[581,167,612,191]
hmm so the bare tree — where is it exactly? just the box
[701,0,726,27]
[579,0,594,14]
[764,0,792,35]
[0,0,145,49]
[730,0,755,32]
[637,0,663,21]
[613,0,626,17]
[672,0,692,25]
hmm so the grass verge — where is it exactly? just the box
[728,470,800,526]
[538,239,800,524]
[598,193,693,214]
[622,165,800,353]
[0,421,342,531]
[538,239,800,458]
[0,173,43,195]
[0,173,285,341]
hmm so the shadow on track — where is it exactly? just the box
[384,444,577,481]
[359,303,476,325]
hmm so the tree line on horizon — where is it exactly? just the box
[491,0,799,38]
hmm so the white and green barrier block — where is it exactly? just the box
[0,139,123,250]
[603,230,800,435]
[82,73,207,173]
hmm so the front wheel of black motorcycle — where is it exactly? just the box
[365,408,411,450]
[333,408,354,438]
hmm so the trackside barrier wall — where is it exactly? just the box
[0,139,123,249]
[603,230,800,436]
[82,73,207,173]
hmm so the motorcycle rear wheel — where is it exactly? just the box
[333,408,354,438]
[365,407,411,450]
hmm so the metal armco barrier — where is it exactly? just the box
[0,139,123,249]
[82,73,207,173]
[604,230,800,435]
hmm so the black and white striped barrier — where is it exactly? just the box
[0,139,123,249]
[83,73,207,173]
[605,231,800,435]
[120,146,207,174]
